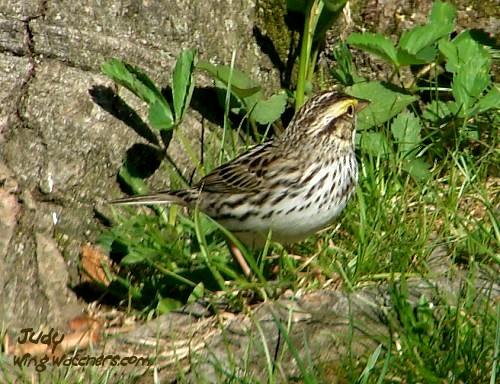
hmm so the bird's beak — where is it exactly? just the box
[354,98,371,113]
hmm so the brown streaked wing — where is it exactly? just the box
[196,141,278,194]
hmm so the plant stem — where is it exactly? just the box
[295,0,324,109]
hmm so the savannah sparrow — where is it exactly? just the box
[110,91,369,274]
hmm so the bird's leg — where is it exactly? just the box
[228,240,252,279]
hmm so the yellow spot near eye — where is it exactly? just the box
[335,99,359,117]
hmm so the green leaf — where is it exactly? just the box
[118,163,149,195]
[421,100,453,121]
[359,132,391,158]
[452,55,491,114]
[398,23,453,61]
[472,85,500,115]
[187,282,205,304]
[438,40,460,72]
[391,112,422,158]
[402,158,432,183]
[440,32,491,74]
[197,61,261,99]
[101,58,167,106]
[347,81,418,130]
[397,0,455,62]
[347,33,398,66]
[358,344,383,384]
[447,101,462,116]
[250,91,288,125]
[149,100,174,131]
[121,251,146,265]
[395,48,431,66]
[157,297,183,314]
[314,1,347,43]
[172,49,196,121]
[428,0,456,25]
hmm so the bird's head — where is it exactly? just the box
[280,91,370,152]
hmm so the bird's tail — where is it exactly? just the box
[107,190,191,206]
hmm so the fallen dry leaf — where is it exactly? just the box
[80,244,113,285]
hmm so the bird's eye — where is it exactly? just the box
[346,105,354,117]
